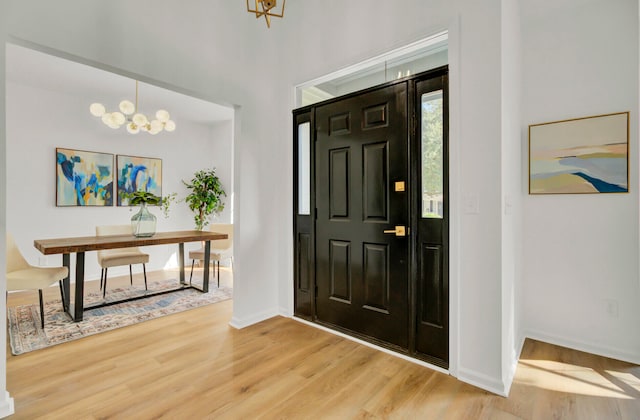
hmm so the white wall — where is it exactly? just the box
[500,0,523,394]
[6,79,231,280]
[210,120,234,224]
[522,0,640,364]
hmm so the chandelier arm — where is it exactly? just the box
[268,0,285,18]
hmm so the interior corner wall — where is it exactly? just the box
[209,120,234,224]
[500,0,523,395]
[5,79,225,280]
[522,0,640,364]
[0,37,16,418]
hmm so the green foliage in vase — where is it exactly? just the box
[124,191,162,206]
[183,168,226,230]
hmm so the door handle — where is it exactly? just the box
[383,226,406,237]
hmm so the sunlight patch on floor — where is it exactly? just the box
[517,360,638,399]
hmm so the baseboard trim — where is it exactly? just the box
[0,391,14,418]
[278,306,293,318]
[502,334,526,396]
[524,329,640,365]
[457,367,507,397]
[290,316,449,375]
[229,307,280,329]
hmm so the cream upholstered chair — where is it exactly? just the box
[6,233,68,329]
[96,225,149,298]
[188,223,233,288]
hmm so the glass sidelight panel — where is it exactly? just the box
[298,122,311,215]
[421,90,444,218]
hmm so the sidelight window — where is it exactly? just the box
[421,90,444,218]
[297,122,311,215]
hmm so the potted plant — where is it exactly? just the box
[183,168,226,230]
[125,191,162,237]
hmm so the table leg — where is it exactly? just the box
[62,253,70,312]
[179,243,185,285]
[203,240,211,293]
[74,252,85,321]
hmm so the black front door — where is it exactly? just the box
[314,83,410,349]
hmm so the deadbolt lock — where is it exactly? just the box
[383,226,406,237]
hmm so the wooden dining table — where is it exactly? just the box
[34,230,228,322]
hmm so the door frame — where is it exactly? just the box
[293,65,450,367]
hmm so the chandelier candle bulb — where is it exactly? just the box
[156,109,170,122]
[119,100,135,115]
[89,103,106,117]
[132,113,148,127]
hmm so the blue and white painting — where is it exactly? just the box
[116,155,162,206]
[56,148,114,206]
[529,112,628,194]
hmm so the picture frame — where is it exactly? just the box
[56,148,114,206]
[529,112,629,194]
[116,154,163,206]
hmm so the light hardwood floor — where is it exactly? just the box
[5,268,640,419]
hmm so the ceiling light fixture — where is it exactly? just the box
[89,80,176,135]
[247,0,285,28]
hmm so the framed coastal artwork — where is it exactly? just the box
[56,148,114,206]
[116,154,163,206]
[529,112,629,194]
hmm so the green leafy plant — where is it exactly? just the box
[160,192,178,218]
[183,168,226,230]
[124,191,162,206]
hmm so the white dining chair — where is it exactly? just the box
[96,225,149,298]
[6,233,68,328]
[188,223,233,288]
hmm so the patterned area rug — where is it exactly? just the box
[7,279,232,355]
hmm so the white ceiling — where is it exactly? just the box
[5,43,234,126]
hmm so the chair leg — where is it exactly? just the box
[38,289,45,329]
[217,260,220,288]
[189,259,195,285]
[129,265,133,285]
[142,264,148,290]
[100,268,104,290]
[58,280,66,312]
[103,268,108,298]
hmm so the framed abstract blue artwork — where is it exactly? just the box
[116,154,163,206]
[529,112,629,194]
[56,148,114,206]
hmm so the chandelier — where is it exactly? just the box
[247,0,285,28]
[89,80,176,135]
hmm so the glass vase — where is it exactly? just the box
[131,203,157,237]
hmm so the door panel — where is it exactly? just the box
[329,148,350,218]
[315,83,409,349]
[329,240,352,303]
[363,143,388,220]
[293,112,314,319]
[415,75,449,365]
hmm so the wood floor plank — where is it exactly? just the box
[5,268,640,419]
